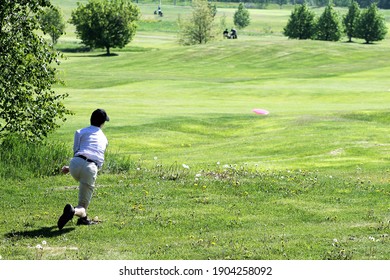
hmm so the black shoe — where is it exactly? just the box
[57,204,75,230]
[77,216,97,226]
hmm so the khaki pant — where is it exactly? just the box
[69,157,98,209]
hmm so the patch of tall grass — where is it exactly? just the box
[102,150,137,174]
[0,136,152,179]
[0,137,70,179]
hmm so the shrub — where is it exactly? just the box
[234,2,250,30]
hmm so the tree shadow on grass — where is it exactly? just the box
[56,45,152,57]
[58,49,120,57]
[55,46,118,57]
[4,226,75,239]
[56,46,92,53]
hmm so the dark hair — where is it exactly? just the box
[90,109,110,127]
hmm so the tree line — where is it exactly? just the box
[284,1,388,43]
[141,0,390,9]
[187,0,390,9]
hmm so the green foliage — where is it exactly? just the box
[285,2,387,44]
[39,5,66,45]
[70,0,140,55]
[283,3,316,39]
[233,3,250,30]
[178,0,219,45]
[208,3,217,18]
[343,1,361,42]
[0,0,71,142]
[355,3,388,44]
[315,4,342,41]
[0,136,69,179]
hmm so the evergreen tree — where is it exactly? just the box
[315,3,342,41]
[343,1,360,42]
[283,3,316,40]
[355,3,387,43]
[234,3,250,30]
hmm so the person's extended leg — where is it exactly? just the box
[57,157,82,229]
[57,158,97,229]
[76,162,97,225]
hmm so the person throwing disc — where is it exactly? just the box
[58,109,109,229]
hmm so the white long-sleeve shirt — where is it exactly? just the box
[73,125,108,168]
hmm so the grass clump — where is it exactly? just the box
[0,136,70,179]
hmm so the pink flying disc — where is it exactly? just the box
[252,109,269,115]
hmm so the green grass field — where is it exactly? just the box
[0,1,389,260]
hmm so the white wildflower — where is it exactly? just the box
[42,240,47,245]
[182,164,189,169]
[369,236,376,242]
[36,244,43,250]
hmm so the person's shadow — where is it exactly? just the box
[4,226,75,239]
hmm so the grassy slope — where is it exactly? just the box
[51,2,390,174]
[1,2,390,260]
[54,37,390,173]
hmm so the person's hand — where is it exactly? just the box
[61,166,70,174]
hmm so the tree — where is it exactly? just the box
[343,1,360,42]
[234,3,250,30]
[39,6,66,45]
[0,0,71,141]
[70,0,140,55]
[178,0,218,45]
[355,3,387,44]
[315,3,342,41]
[283,3,316,39]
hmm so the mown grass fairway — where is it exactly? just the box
[0,2,389,260]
